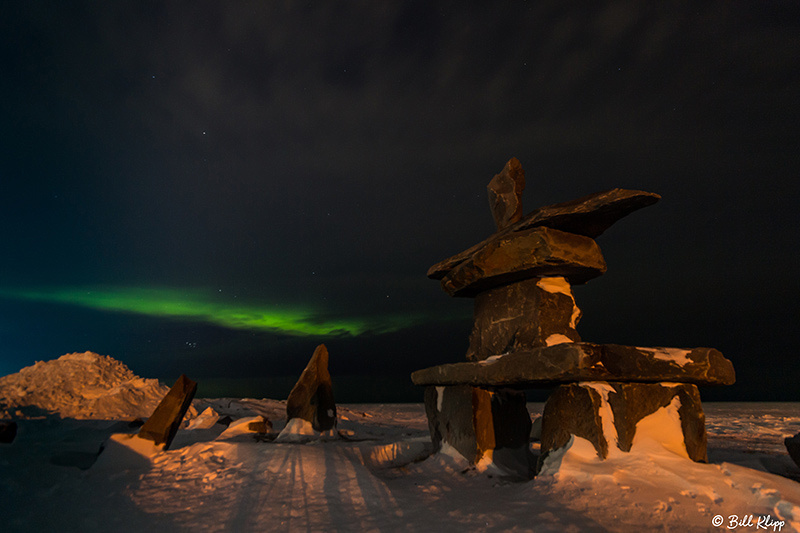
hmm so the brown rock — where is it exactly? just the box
[424,385,534,479]
[440,226,606,297]
[785,433,800,468]
[286,344,337,432]
[466,277,581,361]
[247,416,272,434]
[411,343,735,387]
[539,382,707,467]
[428,188,660,281]
[137,374,197,450]
[487,157,525,230]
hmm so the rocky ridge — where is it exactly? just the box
[0,352,178,420]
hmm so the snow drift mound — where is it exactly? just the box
[0,352,172,420]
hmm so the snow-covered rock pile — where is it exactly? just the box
[0,352,171,420]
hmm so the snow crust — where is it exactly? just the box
[478,354,505,365]
[2,390,799,532]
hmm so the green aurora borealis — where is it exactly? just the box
[0,287,427,337]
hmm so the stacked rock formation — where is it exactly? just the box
[412,158,735,478]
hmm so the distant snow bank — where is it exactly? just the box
[0,352,175,420]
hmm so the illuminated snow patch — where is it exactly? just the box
[631,396,689,458]
[536,276,572,296]
[545,334,573,346]
[578,381,620,453]
[636,347,693,366]
[535,276,581,328]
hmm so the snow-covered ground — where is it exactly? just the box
[1,399,798,532]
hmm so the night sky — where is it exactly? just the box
[1,2,798,401]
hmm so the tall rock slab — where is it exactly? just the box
[137,374,197,450]
[285,344,337,432]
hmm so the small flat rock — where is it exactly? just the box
[286,344,337,432]
[487,157,525,230]
[411,343,735,387]
[137,374,197,450]
[428,188,660,280]
[440,226,606,297]
[248,416,272,434]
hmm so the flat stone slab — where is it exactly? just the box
[428,188,660,280]
[411,343,735,387]
[439,227,606,297]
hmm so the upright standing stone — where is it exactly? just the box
[286,344,337,432]
[138,374,197,450]
[488,157,525,230]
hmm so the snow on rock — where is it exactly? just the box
[545,333,574,346]
[536,276,581,328]
[635,346,693,366]
[537,401,800,532]
[274,417,336,443]
[217,416,269,440]
[366,437,434,469]
[631,396,689,459]
[186,407,221,430]
[0,352,185,420]
[578,381,619,451]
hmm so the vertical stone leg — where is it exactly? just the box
[539,382,707,471]
[424,385,534,479]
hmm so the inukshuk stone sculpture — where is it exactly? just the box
[412,158,735,479]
